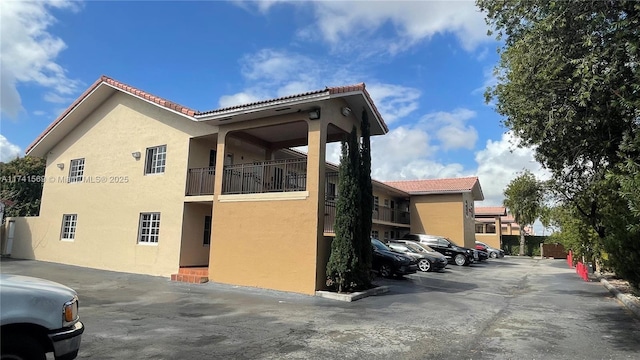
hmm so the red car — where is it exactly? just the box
[475,241,505,258]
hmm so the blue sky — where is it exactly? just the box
[0,0,547,209]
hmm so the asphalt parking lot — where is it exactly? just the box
[2,257,640,359]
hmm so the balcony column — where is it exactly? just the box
[213,130,229,197]
[307,115,329,290]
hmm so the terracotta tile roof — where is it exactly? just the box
[501,215,519,225]
[195,83,387,132]
[475,206,507,216]
[103,76,196,116]
[26,75,198,154]
[384,176,480,194]
[27,77,388,155]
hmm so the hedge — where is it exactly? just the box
[501,235,548,256]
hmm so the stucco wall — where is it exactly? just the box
[410,193,465,245]
[476,234,501,249]
[14,92,216,276]
[461,192,477,249]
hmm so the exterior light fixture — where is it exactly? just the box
[308,108,321,120]
[57,163,64,170]
[132,151,141,159]
[341,107,352,117]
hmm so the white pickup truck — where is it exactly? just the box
[0,274,84,360]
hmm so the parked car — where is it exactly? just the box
[476,241,505,258]
[1,274,84,360]
[473,243,489,261]
[371,238,418,277]
[476,247,489,261]
[388,240,448,272]
[399,233,476,266]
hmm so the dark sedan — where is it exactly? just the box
[388,241,447,272]
[371,239,418,277]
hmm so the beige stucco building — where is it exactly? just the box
[383,178,484,249]
[2,76,485,295]
[474,206,507,249]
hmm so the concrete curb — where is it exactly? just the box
[315,285,390,302]
[598,277,640,318]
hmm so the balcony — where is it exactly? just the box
[324,199,410,234]
[373,206,410,224]
[186,167,215,196]
[221,158,307,195]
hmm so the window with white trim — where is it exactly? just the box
[371,230,379,239]
[138,212,161,244]
[145,145,167,174]
[61,214,77,240]
[68,158,85,183]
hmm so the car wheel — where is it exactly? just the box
[380,263,393,278]
[418,259,432,272]
[490,251,498,259]
[454,254,467,266]
[1,333,46,360]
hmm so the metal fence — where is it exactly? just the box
[186,167,215,196]
[221,158,307,195]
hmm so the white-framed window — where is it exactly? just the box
[138,212,161,244]
[145,145,167,174]
[203,215,212,246]
[371,230,379,239]
[61,214,77,240]
[374,196,379,211]
[68,158,85,183]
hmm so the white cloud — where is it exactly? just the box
[218,92,264,108]
[474,131,550,206]
[218,49,328,108]
[0,135,22,162]
[366,84,420,124]
[420,108,478,150]
[32,110,46,116]
[218,48,420,124]
[0,0,81,119]
[369,125,465,181]
[235,1,491,54]
[472,66,499,97]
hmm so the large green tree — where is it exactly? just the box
[479,0,640,286]
[0,157,46,219]
[503,171,544,256]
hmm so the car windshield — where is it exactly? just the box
[404,242,426,253]
[416,243,436,252]
[445,238,462,247]
[371,239,390,251]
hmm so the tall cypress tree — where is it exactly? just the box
[358,109,373,286]
[326,127,361,292]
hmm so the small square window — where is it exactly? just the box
[145,145,167,174]
[138,212,161,244]
[68,159,85,183]
[61,214,77,240]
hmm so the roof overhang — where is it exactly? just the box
[194,89,387,136]
[407,187,484,201]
